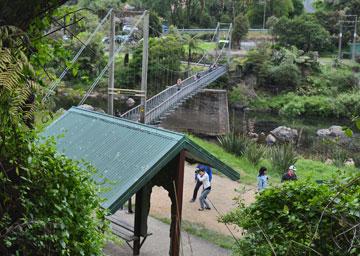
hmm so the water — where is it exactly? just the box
[53,91,138,116]
[229,108,357,154]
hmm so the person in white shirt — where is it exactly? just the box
[197,169,211,211]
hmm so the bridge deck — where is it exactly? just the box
[121,66,227,124]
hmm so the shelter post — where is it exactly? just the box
[170,150,185,256]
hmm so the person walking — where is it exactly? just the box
[197,168,211,211]
[257,167,268,192]
[190,164,212,203]
[281,165,298,182]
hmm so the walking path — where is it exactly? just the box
[104,163,256,255]
[104,212,230,256]
[150,163,256,236]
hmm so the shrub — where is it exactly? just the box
[222,172,360,255]
[269,143,298,174]
[218,133,249,156]
[1,138,107,255]
[244,142,266,166]
[352,153,360,169]
[267,63,301,90]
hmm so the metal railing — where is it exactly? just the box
[121,66,227,124]
[177,28,268,34]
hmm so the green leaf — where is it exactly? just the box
[283,205,289,215]
[344,127,353,138]
[356,119,360,130]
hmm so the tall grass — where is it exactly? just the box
[244,142,266,166]
[270,143,298,174]
[218,133,249,156]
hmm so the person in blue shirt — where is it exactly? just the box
[190,164,212,202]
[257,167,268,192]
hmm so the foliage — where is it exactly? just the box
[246,0,296,27]
[244,142,266,166]
[269,143,298,174]
[352,153,360,168]
[189,134,356,184]
[118,34,183,96]
[218,133,249,156]
[1,139,107,255]
[266,63,301,90]
[222,172,360,255]
[0,0,67,30]
[232,14,249,49]
[273,15,331,52]
[149,11,162,37]
[0,27,107,255]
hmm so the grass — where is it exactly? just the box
[183,41,217,54]
[152,215,235,250]
[187,134,357,185]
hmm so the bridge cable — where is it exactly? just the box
[42,8,113,103]
[78,11,146,106]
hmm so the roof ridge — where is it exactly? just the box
[70,107,185,140]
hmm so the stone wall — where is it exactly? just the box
[160,89,230,136]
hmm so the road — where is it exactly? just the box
[304,0,315,13]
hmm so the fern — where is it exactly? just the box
[0,26,39,127]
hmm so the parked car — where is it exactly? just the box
[122,24,138,34]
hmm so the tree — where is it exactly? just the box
[182,34,201,71]
[149,11,162,37]
[273,15,331,52]
[232,14,249,49]
[118,34,183,96]
[222,173,360,255]
[247,0,295,27]
[0,26,107,255]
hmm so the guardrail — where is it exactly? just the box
[121,66,227,123]
[177,28,268,34]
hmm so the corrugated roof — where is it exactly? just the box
[43,107,239,213]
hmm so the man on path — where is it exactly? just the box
[190,164,212,203]
[281,165,298,182]
[197,169,211,211]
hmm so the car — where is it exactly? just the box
[102,36,109,44]
[115,35,130,43]
[122,24,138,34]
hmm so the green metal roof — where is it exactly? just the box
[43,107,239,213]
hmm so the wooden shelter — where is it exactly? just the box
[44,107,240,255]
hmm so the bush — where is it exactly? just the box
[222,172,360,255]
[267,63,301,90]
[218,133,249,156]
[352,153,360,169]
[244,142,266,166]
[269,143,298,174]
[1,138,107,255]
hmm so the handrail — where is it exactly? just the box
[121,66,226,123]
[145,66,227,123]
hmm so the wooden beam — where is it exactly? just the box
[133,188,144,255]
[170,150,185,256]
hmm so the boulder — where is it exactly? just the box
[325,159,333,165]
[344,158,355,166]
[270,126,298,142]
[266,134,276,145]
[329,125,345,137]
[316,129,331,138]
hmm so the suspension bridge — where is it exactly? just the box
[43,9,232,126]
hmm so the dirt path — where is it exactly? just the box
[149,163,256,237]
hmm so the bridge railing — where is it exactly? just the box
[121,68,205,121]
[145,66,227,124]
[121,66,227,123]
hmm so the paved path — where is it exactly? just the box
[103,210,231,256]
[304,0,315,13]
